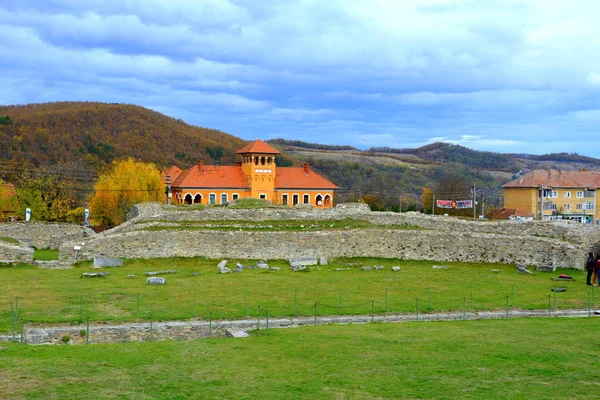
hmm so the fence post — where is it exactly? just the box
[86,316,90,344]
[416,298,419,322]
[339,289,342,315]
[371,300,374,323]
[79,295,83,323]
[428,288,432,310]
[15,296,19,320]
[209,312,212,337]
[470,287,473,310]
[506,295,509,318]
[463,297,466,320]
[150,312,154,341]
[11,310,16,341]
[512,286,515,308]
[266,310,269,335]
[193,292,197,319]
[548,294,551,317]
[257,305,261,331]
[385,288,388,315]
[314,302,318,325]
[136,294,140,318]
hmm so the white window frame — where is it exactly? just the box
[209,193,216,205]
[552,191,558,198]
[585,202,595,210]
[576,203,583,210]
[576,191,584,198]
[551,204,557,210]
[292,194,299,205]
[564,203,570,210]
[303,194,310,204]
[220,193,228,204]
[282,194,288,205]
[232,193,239,200]
[564,191,571,198]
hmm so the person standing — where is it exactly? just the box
[595,255,600,287]
[587,252,595,285]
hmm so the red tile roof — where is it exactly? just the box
[503,170,600,189]
[162,165,183,183]
[173,165,249,188]
[489,208,534,220]
[275,167,338,189]
[236,139,281,154]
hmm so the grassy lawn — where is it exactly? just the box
[1,318,599,399]
[0,257,596,333]
[33,248,59,261]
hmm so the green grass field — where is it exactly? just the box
[1,318,599,399]
[1,257,596,333]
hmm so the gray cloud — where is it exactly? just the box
[1,0,600,156]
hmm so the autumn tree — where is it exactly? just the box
[12,164,80,221]
[89,158,163,227]
[421,188,433,214]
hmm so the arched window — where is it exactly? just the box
[282,194,288,205]
[194,194,202,204]
[316,194,323,206]
[303,194,310,204]
[220,193,228,204]
[184,194,193,205]
[209,193,216,205]
[261,157,266,165]
[324,195,332,207]
[254,156,259,165]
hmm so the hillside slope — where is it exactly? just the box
[0,102,246,170]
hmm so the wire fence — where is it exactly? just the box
[2,285,598,340]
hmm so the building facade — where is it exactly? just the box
[502,169,600,224]
[164,140,338,208]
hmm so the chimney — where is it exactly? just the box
[303,163,310,174]
[235,161,242,167]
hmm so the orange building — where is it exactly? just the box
[164,140,338,208]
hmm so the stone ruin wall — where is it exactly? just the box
[1,203,597,269]
[55,201,597,268]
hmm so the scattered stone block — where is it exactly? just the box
[217,260,231,274]
[82,272,109,278]
[144,270,177,276]
[92,258,123,268]
[551,287,567,292]
[433,265,450,269]
[491,269,501,273]
[319,257,328,266]
[147,277,166,285]
[270,267,281,271]
[257,261,269,269]
[391,266,401,272]
[127,274,137,279]
[334,268,350,271]
[361,266,372,271]
[291,265,307,272]
[190,272,201,277]
[516,263,533,274]
[217,260,228,269]
[536,264,556,272]
[374,265,384,270]
[234,263,244,272]
[289,256,318,268]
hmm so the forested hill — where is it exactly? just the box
[0,102,246,170]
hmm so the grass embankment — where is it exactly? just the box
[1,318,599,399]
[0,258,595,332]
[33,249,59,261]
[139,218,424,231]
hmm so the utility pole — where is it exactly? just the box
[399,191,404,213]
[432,194,436,215]
[165,175,172,205]
[472,185,476,219]
[481,191,485,218]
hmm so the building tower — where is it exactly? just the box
[237,139,281,201]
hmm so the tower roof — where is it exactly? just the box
[236,139,280,155]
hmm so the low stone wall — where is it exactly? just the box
[0,243,34,263]
[0,222,96,249]
[60,228,580,268]
[3,310,592,345]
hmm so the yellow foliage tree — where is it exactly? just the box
[421,187,433,214]
[89,158,163,226]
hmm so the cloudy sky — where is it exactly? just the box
[1,0,600,156]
